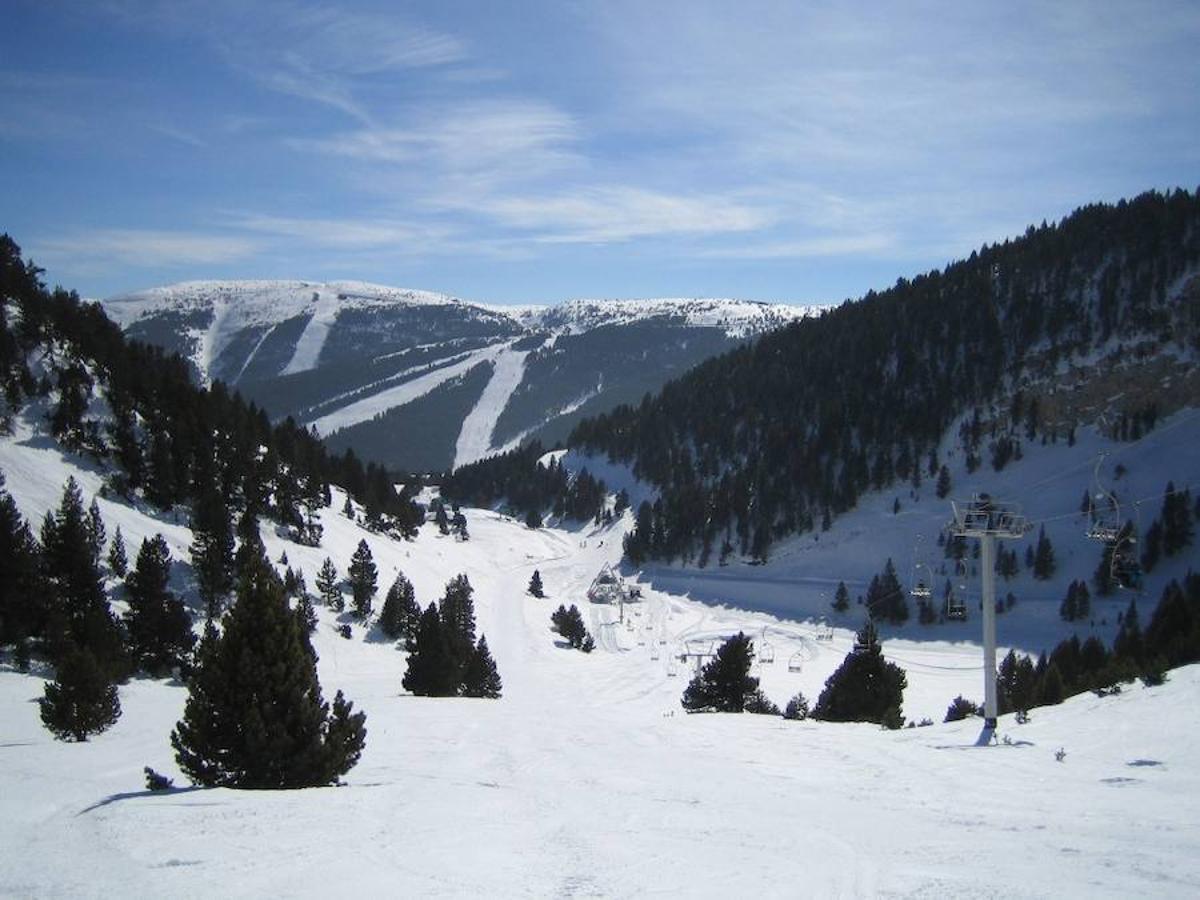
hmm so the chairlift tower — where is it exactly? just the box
[950,494,1029,730]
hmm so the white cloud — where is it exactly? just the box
[228,213,436,249]
[35,230,258,269]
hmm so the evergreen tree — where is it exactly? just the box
[189,484,235,620]
[296,591,318,636]
[1113,599,1143,665]
[440,574,477,676]
[40,478,128,678]
[85,499,106,567]
[550,603,593,650]
[461,635,503,698]
[943,695,979,722]
[171,553,366,788]
[528,570,545,598]
[1161,482,1194,556]
[0,481,46,648]
[1140,519,1163,573]
[1039,662,1066,705]
[434,501,450,535]
[680,632,759,713]
[935,465,951,499]
[378,572,420,644]
[107,526,128,577]
[124,535,195,675]
[347,539,378,620]
[832,581,850,613]
[783,692,810,720]
[39,646,122,741]
[1032,526,1056,580]
[812,620,907,727]
[451,509,469,541]
[402,602,459,696]
[316,557,343,611]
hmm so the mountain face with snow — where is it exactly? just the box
[104,281,814,472]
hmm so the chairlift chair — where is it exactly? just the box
[787,652,804,673]
[759,641,775,665]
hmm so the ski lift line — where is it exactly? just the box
[1019,480,1200,531]
[1020,406,1200,495]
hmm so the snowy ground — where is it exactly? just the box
[3,411,1200,896]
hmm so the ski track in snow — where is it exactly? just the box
[453,343,529,469]
[281,290,338,375]
[232,322,279,385]
[310,344,505,436]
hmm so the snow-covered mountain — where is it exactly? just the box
[104,281,816,472]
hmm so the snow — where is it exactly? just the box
[4,404,1200,896]
[310,344,505,437]
[452,344,530,469]
[280,288,340,375]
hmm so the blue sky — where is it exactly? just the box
[2,1,1198,305]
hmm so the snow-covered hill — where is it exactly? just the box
[2,409,1199,895]
[103,281,817,472]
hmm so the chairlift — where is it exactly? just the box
[787,652,804,673]
[815,619,834,641]
[946,593,967,621]
[1086,453,1142,591]
[911,581,931,601]
[650,644,660,661]
[759,640,775,665]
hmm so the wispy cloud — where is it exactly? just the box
[35,229,258,269]
[228,213,436,249]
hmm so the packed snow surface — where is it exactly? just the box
[3,407,1200,897]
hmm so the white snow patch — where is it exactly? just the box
[453,343,530,469]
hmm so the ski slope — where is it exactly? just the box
[2,413,1200,896]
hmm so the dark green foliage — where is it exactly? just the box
[124,535,195,675]
[378,572,420,644]
[1160,481,1194,557]
[402,602,459,696]
[440,574,477,675]
[550,604,592,650]
[39,647,121,741]
[812,621,907,727]
[0,478,46,649]
[783,692,810,720]
[189,483,235,620]
[461,635,503,698]
[832,581,849,613]
[316,557,342,611]
[680,632,759,713]
[935,465,951,500]
[744,688,780,715]
[441,442,606,529]
[40,478,128,679]
[171,555,366,788]
[1059,579,1091,622]
[451,508,469,541]
[1039,663,1066,705]
[107,526,128,577]
[525,507,543,529]
[1140,519,1163,573]
[296,592,318,636]
[866,558,908,624]
[944,695,979,722]
[528,569,545,598]
[347,539,378,620]
[1032,526,1056,580]
[998,649,1038,714]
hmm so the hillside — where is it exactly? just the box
[104,281,815,472]
[2,418,1200,896]
[567,189,1200,565]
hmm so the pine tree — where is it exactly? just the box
[944,695,979,722]
[1161,482,1194,556]
[296,591,318,636]
[124,535,195,675]
[0,481,46,648]
[832,581,850,613]
[379,572,420,643]
[402,602,459,696]
[1113,599,1143,665]
[434,501,450,535]
[1032,526,1056,580]
[40,478,128,678]
[171,552,366,788]
[812,620,907,727]
[451,509,469,541]
[528,570,545,598]
[935,465,951,499]
[783,692,810,720]
[681,632,759,712]
[347,539,378,620]
[107,526,128,577]
[440,574,476,677]
[316,557,343,611]
[190,485,235,620]
[39,646,121,741]
[550,604,593,650]
[85,499,106,566]
[461,635,502,698]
